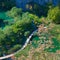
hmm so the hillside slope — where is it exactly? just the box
[15,24,60,60]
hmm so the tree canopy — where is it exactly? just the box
[47,6,60,24]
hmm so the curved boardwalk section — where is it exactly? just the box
[0,30,37,60]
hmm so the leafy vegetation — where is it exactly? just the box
[0,7,42,56]
[15,24,60,60]
[0,1,60,60]
[15,5,60,60]
[47,6,60,24]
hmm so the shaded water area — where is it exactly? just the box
[0,12,13,28]
[0,12,11,20]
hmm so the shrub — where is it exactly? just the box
[8,44,21,54]
[7,7,22,18]
[24,31,30,37]
[47,7,60,24]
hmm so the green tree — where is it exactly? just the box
[0,28,5,45]
[24,31,30,37]
[47,6,60,24]
[7,7,22,18]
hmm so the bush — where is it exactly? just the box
[7,7,22,18]
[24,31,30,37]
[47,7,60,24]
[8,44,21,54]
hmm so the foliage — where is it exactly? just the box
[15,24,60,60]
[28,13,41,26]
[15,44,31,57]
[47,6,60,24]
[8,44,21,54]
[0,10,37,56]
[49,24,60,41]
[0,28,5,44]
[7,7,22,18]
[0,1,59,59]
[24,31,30,37]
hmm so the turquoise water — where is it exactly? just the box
[0,12,13,28]
[0,12,12,20]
